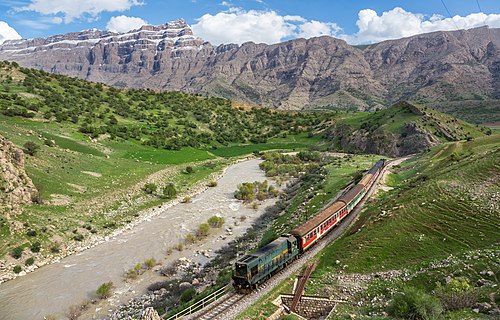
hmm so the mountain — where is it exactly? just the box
[1,20,499,122]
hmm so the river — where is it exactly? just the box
[0,159,274,320]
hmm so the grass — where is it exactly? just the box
[208,133,322,158]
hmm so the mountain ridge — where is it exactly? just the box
[1,20,499,122]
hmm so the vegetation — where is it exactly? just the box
[207,216,224,228]
[96,281,114,299]
[143,258,156,270]
[25,257,35,266]
[143,183,157,194]
[195,223,210,240]
[388,287,443,320]
[13,265,22,273]
[162,183,177,199]
[234,180,278,203]
[23,141,40,156]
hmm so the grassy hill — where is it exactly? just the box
[240,134,500,319]
[326,101,490,157]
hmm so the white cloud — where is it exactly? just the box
[345,7,500,44]
[18,0,144,23]
[0,21,22,44]
[191,8,341,45]
[297,20,341,39]
[106,15,147,33]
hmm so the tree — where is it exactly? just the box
[143,183,157,194]
[96,281,114,299]
[23,141,40,156]
[162,183,177,199]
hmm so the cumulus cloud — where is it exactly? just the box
[106,15,148,33]
[0,21,22,44]
[191,8,341,45]
[18,0,144,23]
[345,7,500,44]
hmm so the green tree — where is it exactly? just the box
[23,141,40,156]
[162,183,177,199]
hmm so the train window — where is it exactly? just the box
[251,265,258,277]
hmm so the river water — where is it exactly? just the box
[0,159,273,320]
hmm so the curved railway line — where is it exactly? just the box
[176,158,405,320]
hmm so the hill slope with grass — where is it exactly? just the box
[241,134,500,319]
[325,101,490,157]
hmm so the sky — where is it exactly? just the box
[0,0,499,45]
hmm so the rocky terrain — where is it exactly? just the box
[0,20,499,119]
[0,134,37,213]
[325,101,487,157]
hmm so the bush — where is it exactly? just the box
[185,233,196,244]
[67,305,82,320]
[207,180,217,187]
[180,287,196,303]
[144,258,156,270]
[26,230,37,237]
[30,241,41,253]
[50,242,60,253]
[207,216,224,228]
[175,243,183,251]
[10,246,24,259]
[144,183,157,194]
[162,183,177,199]
[25,257,35,266]
[13,265,22,273]
[96,281,114,299]
[23,141,40,156]
[435,277,477,310]
[183,196,191,203]
[387,287,443,320]
[195,223,210,240]
[185,166,194,174]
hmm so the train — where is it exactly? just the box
[232,159,386,291]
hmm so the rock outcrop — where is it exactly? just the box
[0,135,37,211]
[1,20,499,114]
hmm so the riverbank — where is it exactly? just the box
[0,158,277,320]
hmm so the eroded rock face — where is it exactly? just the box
[0,135,37,209]
[1,21,499,110]
[141,307,161,320]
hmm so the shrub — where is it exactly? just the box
[31,241,41,253]
[207,216,224,228]
[144,183,157,194]
[185,166,194,174]
[387,287,443,320]
[180,287,196,303]
[162,183,177,199]
[144,258,156,270]
[175,243,183,251]
[195,223,210,240]
[435,277,477,310]
[26,230,37,237]
[207,180,217,187]
[10,246,24,259]
[185,233,196,244]
[23,141,40,156]
[66,305,82,320]
[183,196,191,203]
[50,242,60,253]
[25,257,35,266]
[72,234,84,241]
[44,139,55,147]
[96,281,114,299]
[13,265,22,273]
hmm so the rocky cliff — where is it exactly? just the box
[1,20,499,117]
[0,135,37,211]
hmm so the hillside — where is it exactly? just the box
[325,101,490,157]
[241,134,500,319]
[0,61,329,280]
[1,21,500,123]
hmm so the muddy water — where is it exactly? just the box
[0,159,273,320]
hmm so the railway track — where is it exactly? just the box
[181,159,401,320]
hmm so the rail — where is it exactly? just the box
[290,261,317,312]
[164,285,231,320]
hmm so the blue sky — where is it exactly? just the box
[0,0,499,45]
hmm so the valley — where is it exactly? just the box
[0,9,499,320]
